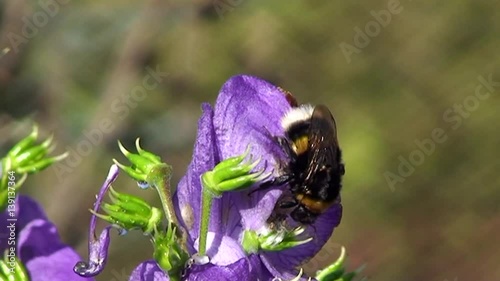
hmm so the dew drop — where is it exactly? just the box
[137,181,149,189]
[117,228,128,236]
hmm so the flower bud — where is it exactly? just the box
[113,139,169,183]
[1,125,66,211]
[153,223,189,278]
[242,226,312,254]
[92,187,162,234]
[5,126,67,174]
[201,146,269,197]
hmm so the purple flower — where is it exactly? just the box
[0,195,93,281]
[171,75,342,280]
[79,75,342,280]
[129,255,270,281]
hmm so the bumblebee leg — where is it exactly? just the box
[274,136,296,162]
[279,199,298,209]
[248,174,291,196]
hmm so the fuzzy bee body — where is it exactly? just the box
[266,104,344,225]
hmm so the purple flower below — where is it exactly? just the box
[129,255,270,281]
[0,195,93,281]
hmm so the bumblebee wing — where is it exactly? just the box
[304,105,342,199]
[309,105,338,145]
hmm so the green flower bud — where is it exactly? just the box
[112,138,184,254]
[113,139,168,183]
[1,125,66,211]
[91,187,162,234]
[242,227,312,254]
[201,146,269,197]
[5,127,67,174]
[153,223,189,278]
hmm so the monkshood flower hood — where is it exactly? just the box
[76,75,343,281]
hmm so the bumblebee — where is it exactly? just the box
[264,103,345,225]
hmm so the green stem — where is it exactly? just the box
[198,186,214,256]
[151,166,178,225]
[149,165,188,253]
[169,274,181,281]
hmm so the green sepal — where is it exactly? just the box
[15,144,48,167]
[113,160,147,182]
[0,170,27,212]
[134,138,162,164]
[7,125,38,158]
[108,187,151,214]
[16,154,68,174]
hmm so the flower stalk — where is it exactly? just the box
[113,139,180,228]
[198,147,267,256]
[113,139,191,278]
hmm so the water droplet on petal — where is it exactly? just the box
[192,253,209,265]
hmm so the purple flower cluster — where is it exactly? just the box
[130,75,343,280]
[1,75,343,280]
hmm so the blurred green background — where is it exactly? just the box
[1,0,499,280]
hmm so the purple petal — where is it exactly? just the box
[73,226,113,277]
[1,196,40,253]
[129,255,272,281]
[260,203,343,278]
[129,260,169,281]
[213,74,292,232]
[74,165,119,277]
[193,232,246,266]
[174,103,223,251]
[0,196,93,281]
[188,254,270,281]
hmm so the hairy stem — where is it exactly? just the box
[198,186,214,256]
